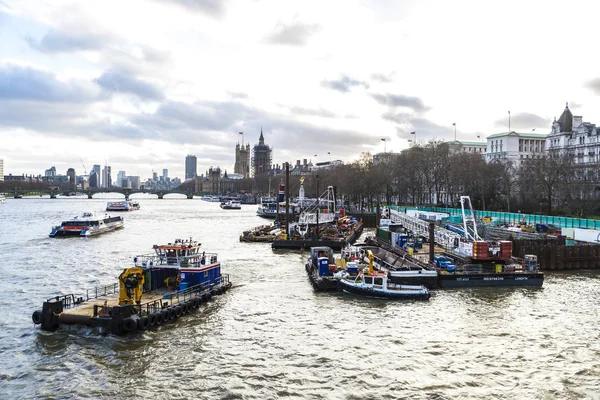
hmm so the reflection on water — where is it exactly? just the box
[1,196,599,399]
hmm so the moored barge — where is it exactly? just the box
[32,238,231,334]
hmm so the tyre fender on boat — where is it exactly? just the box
[167,308,176,320]
[175,305,183,317]
[32,310,43,325]
[122,317,137,333]
[137,316,150,330]
[149,312,159,326]
[161,309,170,322]
[192,298,200,308]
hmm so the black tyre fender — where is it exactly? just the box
[192,298,200,308]
[205,293,213,302]
[32,310,43,325]
[167,308,176,320]
[148,313,158,326]
[161,310,169,322]
[122,317,137,333]
[175,306,183,317]
[137,316,150,330]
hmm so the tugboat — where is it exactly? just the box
[49,212,124,237]
[31,238,231,335]
[339,250,430,300]
[305,246,362,291]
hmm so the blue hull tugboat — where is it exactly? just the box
[31,238,231,335]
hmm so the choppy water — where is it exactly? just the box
[1,195,599,399]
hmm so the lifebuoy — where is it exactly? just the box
[32,310,43,325]
[122,317,137,333]
[137,316,150,330]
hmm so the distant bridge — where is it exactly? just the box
[4,188,199,199]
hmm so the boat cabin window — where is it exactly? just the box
[373,277,383,286]
[364,276,373,284]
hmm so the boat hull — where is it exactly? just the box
[49,223,124,237]
[437,272,544,288]
[340,280,430,300]
[387,273,439,289]
[305,263,340,291]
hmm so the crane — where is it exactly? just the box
[80,158,87,175]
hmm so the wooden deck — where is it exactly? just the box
[62,289,173,317]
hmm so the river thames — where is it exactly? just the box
[0,195,599,399]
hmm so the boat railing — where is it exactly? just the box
[134,253,219,268]
[86,283,120,302]
[92,275,231,317]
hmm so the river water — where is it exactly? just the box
[1,196,599,399]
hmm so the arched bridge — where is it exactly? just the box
[6,188,199,200]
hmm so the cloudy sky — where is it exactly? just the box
[2,0,600,180]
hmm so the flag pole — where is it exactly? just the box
[508,111,511,132]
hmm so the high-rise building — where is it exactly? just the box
[162,169,168,179]
[129,176,140,190]
[252,129,272,177]
[89,171,98,187]
[116,171,126,187]
[0,158,3,181]
[92,165,101,187]
[45,166,56,177]
[102,165,112,188]
[185,155,197,180]
[66,168,76,189]
[234,142,251,178]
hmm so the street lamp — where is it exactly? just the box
[381,138,386,153]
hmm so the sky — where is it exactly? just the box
[2,0,600,180]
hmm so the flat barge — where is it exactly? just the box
[272,221,363,250]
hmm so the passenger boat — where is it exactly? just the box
[49,212,124,237]
[0,194,5,204]
[339,252,430,300]
[31,238,231,335]
[220,200,241,210]
[106,200,140,211]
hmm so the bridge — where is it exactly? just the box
[4,188,199,200]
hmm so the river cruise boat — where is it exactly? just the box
[106,200,140,211]
[49,212,124,237]
[32,238,231,335]
[220,200,241,210]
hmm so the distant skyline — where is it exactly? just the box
[2,0,600,178]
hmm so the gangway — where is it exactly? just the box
[388,208,462,249]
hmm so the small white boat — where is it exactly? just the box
[220,200,241,210]
[339,251,430,300]
[0,194,5,204]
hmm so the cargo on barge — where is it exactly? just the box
[32,238,231,335]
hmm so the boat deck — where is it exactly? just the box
[62,288,173,317]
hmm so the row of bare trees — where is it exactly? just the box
[302,140,599,217]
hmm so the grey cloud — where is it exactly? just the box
[493,112,550,130]
[585,77,600,95]
[382,111,412,124]
[0,64,99,103]
[322,75,369,93]
[288,106,336,118]
[152,0,227,17]
[265,21,320,46]
[95,70,164,100]
[371,72,395,83]
[371,93,429,112]
[26,28,111,53]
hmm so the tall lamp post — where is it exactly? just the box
[381,138,386,153]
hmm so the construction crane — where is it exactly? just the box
[80,158,87,174]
